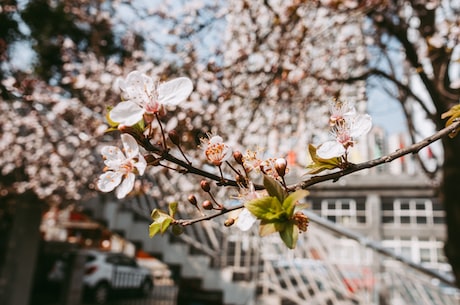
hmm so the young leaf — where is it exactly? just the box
[259,221,277,237]
[279,223,299,249]
[307,144,341,174]
[263,175,287,202]
[282,189,309,217]
[149,209,173,237]
[245,196,286,222]
[161,217,173,233]
[105,107,120,132]
[441,104,460,138]
[169,202,178,217]
[149,222,162,237]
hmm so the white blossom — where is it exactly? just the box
[201,135,233,166]
[317,113,372,159]
[110,71,193,126]
[97,134,146,199]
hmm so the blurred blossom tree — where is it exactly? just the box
[1,2,460,304]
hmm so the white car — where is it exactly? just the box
[81,250,154,304]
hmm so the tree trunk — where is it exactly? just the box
[442,135,460,288]
[0,191,44,305]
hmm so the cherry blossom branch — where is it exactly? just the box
[172,119,460,226]
[128,130,264,189]
[174,204,243,226]
[102,71,458,229]
[295,119,460,189]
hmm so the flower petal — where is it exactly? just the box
[350,114,372,138]
[121,71,150,90]
[236,208,257,231]
[158,77,193,106]
[116,173,135,199]
[104,159,122,171]
[135,154,147,175]
[121,134,139,159]
[110,101,144,126]
[120,71,153,102]
[317,141,346,159]
[221,145,233,162]
[101,146,125,162]
[98,171,123,192]
[209,136,224,144]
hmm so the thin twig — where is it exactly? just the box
[173,119,460,225]
[295,119,460,190]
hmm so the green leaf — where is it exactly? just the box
[441,104,460,138]
[134,119,145,132]
[263,175,287,202]
[306,162,340,174]
[105,107,118,128]
[282,190,309,217]
[306,144,342,174]
[169,202,178,217]
[245,196,286,222]
[104,109,120,133]
[259,221,288,237]
[148,222,162,237]
[161,217,173,233]
[259,221,277,236]
[279,223,299,249]
[149,209,173,237]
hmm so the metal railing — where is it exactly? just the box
[256,211,460,305]
[123,184,460,305]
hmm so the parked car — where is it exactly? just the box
[48,249,154,304]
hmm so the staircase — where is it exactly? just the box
[83,193,258,305]
[82,195,460,305]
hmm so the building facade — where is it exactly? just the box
[307,172,449,273]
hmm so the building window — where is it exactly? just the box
[381,197,445,226]
[382,237,448,269]
[310,197,367,225]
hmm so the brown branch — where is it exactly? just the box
[173,204,243,226]
[370,12,447,125]
[316,68,436,121]
[169,119,460,226]
[296,119,460,190]
[127,130,265,189]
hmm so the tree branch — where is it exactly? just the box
[170,119,460,226]
[316,68,436,120]
[296,119,460,190]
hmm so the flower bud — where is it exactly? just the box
[117,125,129,132]
[168,130,181,145]
[233,151,244,165]
[224,217,235,227]
[188,194,198,206]
[200,180,211,193]
[275,158,287,177]
[202,200,213,210]
[293,211,309,233]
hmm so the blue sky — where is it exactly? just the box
[367,85,408,135]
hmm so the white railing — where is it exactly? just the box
[126,190,459,305]
[256,211,460,305]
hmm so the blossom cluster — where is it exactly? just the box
[98,71,193,198]
[97,70,372,247]
[316,100,372,160]
[98,70,297,201]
